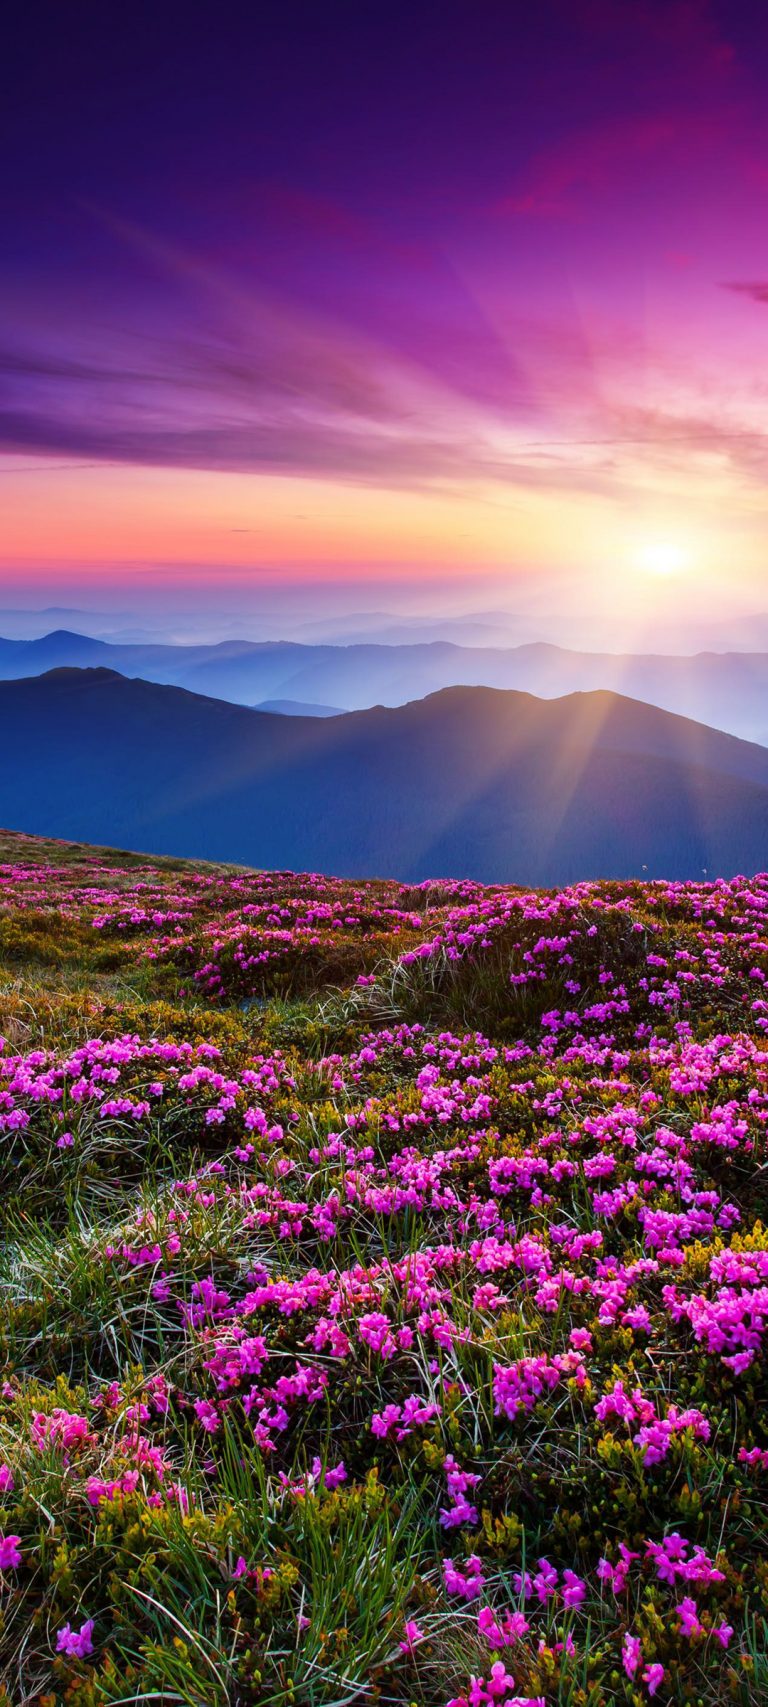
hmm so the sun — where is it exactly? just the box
[635,539,689,578]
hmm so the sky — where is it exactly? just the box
[4,0,768,647]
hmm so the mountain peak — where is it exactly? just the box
[1,669,768,883]
[37,665,125,683]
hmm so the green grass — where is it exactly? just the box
[1,835,768,1703]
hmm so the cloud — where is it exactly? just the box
[3,219,768,511]
[0,298,450,488]
[722,281,768,303]
[597,400,768,487]
[2,340,765,504]
[0,326,408,427]
[496,55,737,222]
[0,401,628,497]
[498,116,680,218]
[0,266,600,493]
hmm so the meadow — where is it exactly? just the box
[1,829,768,1704]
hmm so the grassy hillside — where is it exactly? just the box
[2,830,768,1703]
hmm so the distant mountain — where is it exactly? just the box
[255,698,345,717]
[0,628,112,665]
[287,609,533,647]
[3,629,768,744]
[2,668,768,882]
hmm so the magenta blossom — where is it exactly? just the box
[56,1618,95,1658]
[622,1633,642,1679]
[0,1533,22,1569]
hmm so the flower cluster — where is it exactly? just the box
[1,834,768,1703]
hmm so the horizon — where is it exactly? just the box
[5,2,768,650]
[9,611,768,659]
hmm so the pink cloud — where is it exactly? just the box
[499,116,679,218]
[496,106,740,219]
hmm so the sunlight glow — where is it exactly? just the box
[635,539,689,578]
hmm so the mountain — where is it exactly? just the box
[2,667,768,882]
[255,698,345,717]
[0,628,113,666]
[286,609,534,647]
[3,630,768,744]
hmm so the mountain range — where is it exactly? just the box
[3,666,768,882]
[2,629,768,745]
[255,698,345,717]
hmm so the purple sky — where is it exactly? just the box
[4,1,768,645]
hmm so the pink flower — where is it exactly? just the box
[0,1533,22,1569]
[478,1606,530,1648]
[443,1555,486,1600]
[310,1454,347,1489]
[399,1618,424,1653]
[676,1597,703,1639]
[643,1663,665,1696]
[31,1408,94,1458]
[561,1569,586,1608]
[0,1465,14,1494]
[440,1455,481,1529]
[486,1659,517,1697]
[533,1557,558,1602]
[597,1541,639,1596]
[193,1398,220,1433]
[738,1446,768,1469]
[622,1633,642,1679]
[56,1618,95,1658]
[713,1622,733,1649]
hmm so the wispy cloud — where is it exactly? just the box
[721,280,768,303]
[497,115,680,219]
[3,317,768,502]
[3,202,768,512]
